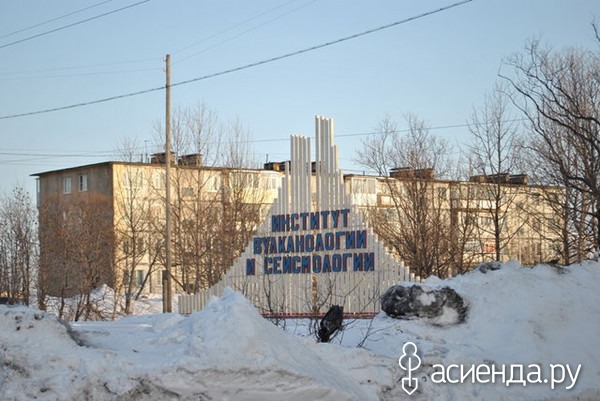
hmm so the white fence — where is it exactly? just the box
[178,262,416,316]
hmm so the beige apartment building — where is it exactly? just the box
[34,158,562,298]
[345,168,562,277]
[33,155,282,299]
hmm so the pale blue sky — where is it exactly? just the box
[0,0,598,194]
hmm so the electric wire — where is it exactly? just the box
[0,1,311,79]
[0,0,115,40]
[0,0,151,50]
[173,0,306,56]
[173,0,319,65]
[0,67,160,81]
[0,0,472,120]
[171,0,472,88]
[0,57,160,79]
[0,117,521,164]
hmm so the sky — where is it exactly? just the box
[0,0,598,195]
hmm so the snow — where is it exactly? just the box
[417,291,437,306]
[2,261,600,400]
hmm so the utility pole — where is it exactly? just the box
[163,53,173,313]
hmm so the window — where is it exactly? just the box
[465,240,481,252]
[182,187,194,197]
[63,176,72,194]
[152,172,165,189]
[378,194,393,206]
[135,270,145,286]
[483,187,496,200]
[253,175,261,188]
[207,176,219,192]
[480,216,493,226]
[352,178,375,194]
[123,170,143,189]
[79,174,88,191]
[464,213,477,226]
[483,242,497,253]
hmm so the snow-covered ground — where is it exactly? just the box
[1,261,600,400]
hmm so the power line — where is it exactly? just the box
[0,0,473,120]
[0,0,151,50]
[0,57,160,78]
[0,0,115,40]
[0,66,159,81]
[174,0,319,65]
[171,0,473,88]
[0,85,164,119]
[0,117,526,170]
[173,0,306,56]
[0,151,114,158]
[0,117,519,161]
[0,1,310,80]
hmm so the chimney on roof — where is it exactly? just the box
[390,167,435,180]
[178,153,203,167]
[509,174,528,185]
[264,161,288,171]
[150,151,176,165]
[469,173,528,185]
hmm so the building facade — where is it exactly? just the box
[345,171,562,278]
[33,159,282,301]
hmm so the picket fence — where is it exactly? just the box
[178,261,417,316]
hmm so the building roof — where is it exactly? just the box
[31,161,115,177]
[31,161,283,178]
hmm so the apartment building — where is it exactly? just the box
[33,156,282,298]
[345,168,561,276]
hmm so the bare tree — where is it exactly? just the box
[356,114,453,177]
[38,192,113,320]
[467,83,526,262]
[0,187,37,305]
[154,103,224,167]
[447,181,481,274]
[67,193,113,321]
[151,103,266,296]
[502,38,600,257]
[113,166,154,314]
[37,192,67,312]
[149,103,225,296]
[355,114,455,278]
[524,135,583,264]
[222,117,260,169]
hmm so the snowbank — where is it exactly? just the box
[321,261,600,400]
[1,289,374,400]
[1,261,599,400]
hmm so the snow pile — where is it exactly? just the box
[1,289,375,401]
[135,289,374,400]
[1,261,600,400]
[321,261,600,400]
[0,308,124,400]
